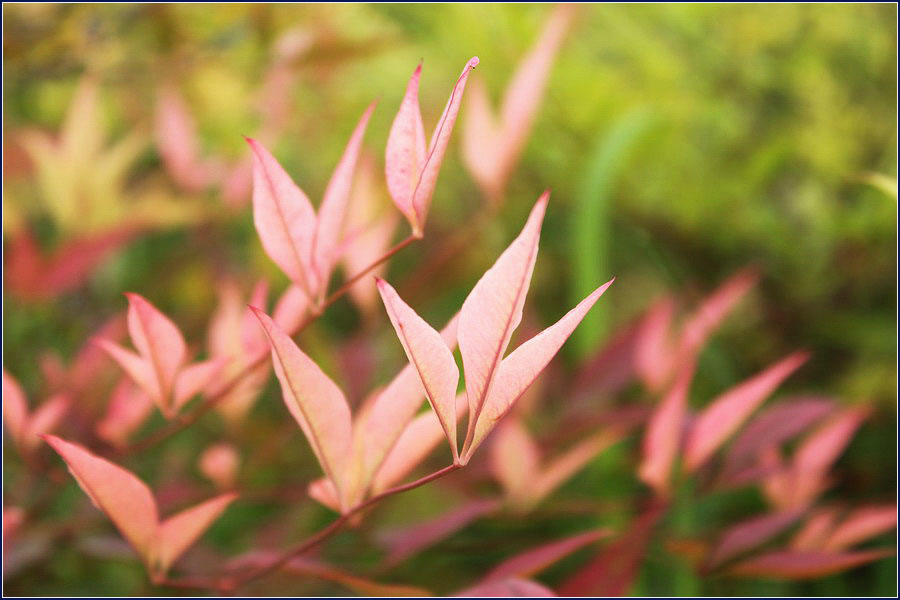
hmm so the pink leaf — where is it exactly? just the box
[124,293,188,417]
[308,477,342,513]
[198,443,240,490]
[678,267,758,358]
[44,435,236,579]
[357,314,459,490]
[459,193,548,452]
[247,137,318,297]
[788,407,868,508]
[154,492,237,575]
[96,339,158,404]
[490,417,540,503]
[558,504,664,596]
[706,510,805,568]
[412,57,479,229]
[385,62,427,229]
[386,58,480,235]
[379,499,500,567]
[377,278,460,459]
[466,276,614,459]
[272,284,311,336]
[483,529,610,582]
[22,394,69,451]
[638,362,694,496]
[456,578,556,597]
[155,86,214,192]
[791,507,842,551]
[727,549,893,579]
[369,395,467,494]
[683,351,809,472]
[96,379,154,448]
[823,505,897,551]
[313,102,376,282]
[463,5,575,205]
[173,358,226,412]
[251,308,353,507]
[2,370,28,446]
[42,435,158,565]
[633,297,676,392]
[722,396,835,484]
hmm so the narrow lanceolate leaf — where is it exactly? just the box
[247,138,318,296]
[483,529,610,582]
[638,362,694,496]
[313,102,376,282]
[459,193,548,451]
[22,394,69,451]
[377,278,460,459]
[460,77,501,200]
[822,505,897,551]
[678,267,758,356]
[272,284,311,337]
[96,379,154,448]
[386,58,479,235]
[791,508,842,551]
[456,578,556,598]
[154,493,237,575]
[172,358,226,412]
[727,549,894,580]
[633,297,675,392]
[385,63,427,228]
[358,314,459,489]
[96,339,157,402]
[2,370,28,446]
[251,308,353,504]
[466,276,614,459]
[683,351,809,472]
[42,435,158,565]
[369,395,466,494]
[125,293,187,414]
[706,510,805,569]
[155,87,211,193]
[788,407,869,508]
[490,418,540,503]
[412,56,479,228]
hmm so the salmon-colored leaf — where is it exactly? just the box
[251,308,353,506]
[124,293,188,416]
[412,56,479,229]
[23,394,69,451]
[199,443,240,490]
[456,578,556,597]
[467,276,613,458]
[385,62,427,229]
[247,137,317,296]
[377,278,460,459]
[2,370,28,446]
[314,102,376,281]
[96,379,154,448]
[459,193,548,452]
[358,314,459,490]
[791,507,842,551]
[633,297,676,393]
[490,417,540,503]
[823,505,897,551]
[155,492,237,575]
[272,283,311,336]
[173,358,226,412]
[42,435,158,564]
[96,339,158,403]
[727,549,894,580]
[684,351,809,472]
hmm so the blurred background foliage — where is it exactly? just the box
[3,3,896,596]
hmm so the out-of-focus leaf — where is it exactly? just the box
[822,505,898,551]
[2,370,69,453]
[96,378,154,449]
[378,499,501,567]
[727,549,894,580]
[198,443,240,490]
[456,577,556,597]
[706,510,805,569]
[684,351,809,471]
[482,529,611,582]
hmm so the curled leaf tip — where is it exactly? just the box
[467,56,480,69]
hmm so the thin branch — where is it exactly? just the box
[118,234,419,456]
[219,463,461,592]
